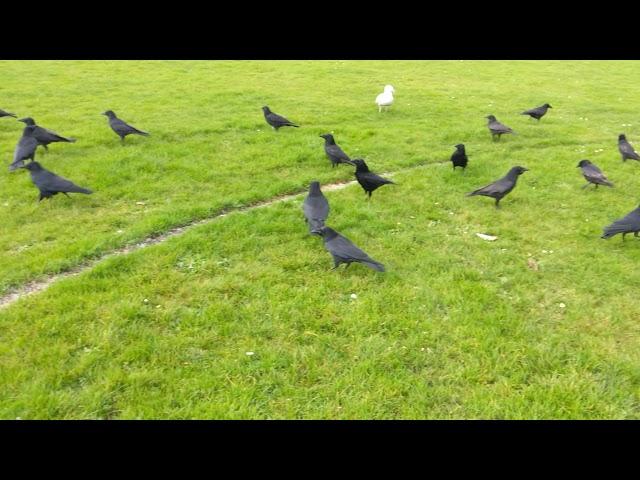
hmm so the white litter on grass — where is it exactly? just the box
[558,303,566,309]
[350,293,358,300]
[245,351,255,356]
[476,233,498,241]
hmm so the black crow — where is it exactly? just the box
[18,117,76,151]
[303,181,330,235]
[9,125,38,171]
[319,133,354,167]
[486,115,514,141]
[602,205,640,241]
[521,103,552,121]
[0,108,17,118]
[451,143,468,170]
[22,162,92,201]
[352,159,395,199]
[467,166,528,207]
[262,106,299,130]
[319,226,385,272]
[618,134,640,162]
[102,110,149,143]
[577,160,613,189]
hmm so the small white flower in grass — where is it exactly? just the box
[136,201,145,206]
[116,230,123,234]
[350,293,358,300]
[246,351,255,356]
[143,298,149,303]
[558,303,566,309]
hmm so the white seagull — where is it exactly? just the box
[375,85,395,112]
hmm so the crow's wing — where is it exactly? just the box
[14,136,37,161]
[35,125,74,143]
[619,140,640,160]
[583,164,612,185]
[469,176,513,196]
[325,144,351,163]
[489,120,513,133]
[604,209,640,235]
[303,195,329,223]
[359,171,395,186]
[33,170,91,194]
[326,235,376,262]
[110,117,147,136]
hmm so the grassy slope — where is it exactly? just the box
[1,61,640,418]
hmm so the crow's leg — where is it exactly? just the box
[43,144,49,152]
[622,233,628,242]
[634,232,639,238]
[581,183,591,189]
[63,192,71,198]
[595,184,599,189]
[495,198,501,208]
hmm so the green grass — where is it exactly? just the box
[1,61,640,419]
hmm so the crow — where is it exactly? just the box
[9,125,38,171]
[102,110,149,143]
[451,143,468,170]
[618,134,640,162]
[302,181,330,235]
[18,117,76,152]
[319,133,354,167]
[521,103,552,121]
[352,159,395,199]
[467,166,528,207]
[577,160,613,189]
[22,161,92,201]
[0,108,17,119]
[262,106,299,130]
[319,226,385,272]
[601,205,640,241]
[486,115,514,141]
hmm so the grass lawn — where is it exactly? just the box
[1,60,639,418]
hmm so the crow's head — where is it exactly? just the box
[577,159,591,168]
[22,161,43,172]
[18,117,35,126]
[510,166,529,176]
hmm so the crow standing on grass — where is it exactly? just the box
[319,133,354,167]
[0,108,16,119]
[486,115,515,141]
[22,161,92,201]
[102,110,149,143]
[521,103,552,121]
[18,117,76,151]
[601,205,640,241]
[9,125,38,171]
[467,166,528,207]
[319,226,385,272]
[302,181,330,234]
[618,134,640,162]
[577,160,613,189]
[352,159,395,199]
[262,106,299,130]
[451,144,468,170]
